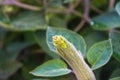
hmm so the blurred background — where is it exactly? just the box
[0,0,120,80]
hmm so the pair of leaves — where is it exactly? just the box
[31,27,113,78]
[30,27,86,77]
[47,27,113,70]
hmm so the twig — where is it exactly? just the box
[47,8,66,13]
[73,10,84,20]
[109,0,115,10]
[14,0,41,11]
[2,0,41,11]
[43,0,49,9]
[84,0,90,22]
[67,0,81,13]
[67,2,74,14]
[90,5,103,14]
[73,0,90,22]
[2,0,15,4]
[73,0,82,9]
[73,0,90,23]
[74,19,85,32]
[74,0,90,32]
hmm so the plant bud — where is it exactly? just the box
[52,35,96,80]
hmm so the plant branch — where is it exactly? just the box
[74,0,90,32]
[74,19,86,32]
[109,0,115,10]
[2,0,15,4]
[14,1,40,11]
[67,0,81,14]
[2,0,41,11]
[90,5,103,14]
[73,0,82,9]
[84,0,90,22]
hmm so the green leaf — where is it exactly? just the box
[87,40,113,70]
[34,30,60,58]
[110,77,120,80]
[0,28,7,39]
[91,11,120,30]
[80,27,107,51]
[115,2,120,16]
[0,42,29,66]
[0,28,7,49]
[24,32,37,44]
[0,11,47,31]
[109,30,120,62]
[49,16,67,28]
[0,61,22,79]
[0,51,6,66]
[30,59,71,77]
[110,68,120,79]
[47,27,86,56]
[6,42,29,60]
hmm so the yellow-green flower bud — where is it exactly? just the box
[52,35,96,80]
[52,35,68,48]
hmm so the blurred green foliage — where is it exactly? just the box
[0,0,120,80]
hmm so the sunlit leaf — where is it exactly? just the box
[30,59,71,77]
[87,40,113,70]
[92,11,120,30]
[47,27,86,56]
